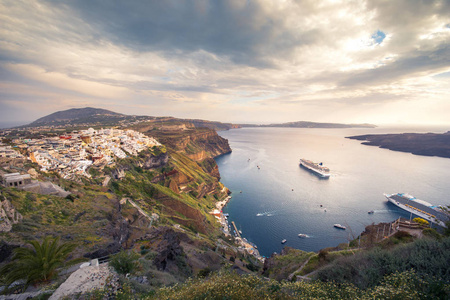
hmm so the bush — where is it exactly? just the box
[110,251,139,275]
[413,217,429,226]
[318,249,329,262]
[197,267,212,278]
[316,237,450,289]
[422,228,441,240]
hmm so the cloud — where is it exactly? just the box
[1,0,450,125]
[63,0,320,68]
[4,63,129,99]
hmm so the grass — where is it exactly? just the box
[263,248,315,280]
[298,249,358,276]
[1,184,119,254]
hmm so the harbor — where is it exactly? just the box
[211,195,263,261]
[216,127,450,256]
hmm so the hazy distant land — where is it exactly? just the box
[347,132,450,158]
[10,107,377,131]
[239,121,376,129]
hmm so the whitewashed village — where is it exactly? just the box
[1,128,161,181]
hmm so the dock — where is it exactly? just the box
[231,221,241,238]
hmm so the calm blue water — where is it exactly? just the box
[215,127,450,257]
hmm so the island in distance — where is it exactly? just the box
[347,131,450,159]
[11,107,377,130]
[239,120,376,129]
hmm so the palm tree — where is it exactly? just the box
[0,236,77,291]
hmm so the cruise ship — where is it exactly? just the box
[384,193,449,228]
[299,159,330,178]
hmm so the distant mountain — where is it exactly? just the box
[27,107,126,127]
[23,107,238,130]
[239,121,376,129]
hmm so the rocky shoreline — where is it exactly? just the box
[214,194,263,262]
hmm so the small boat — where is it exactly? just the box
[298,234,309,238]
[368,210,374,214]
[281,239,287,244]
[334,224,346,230]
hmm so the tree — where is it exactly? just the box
[0,236,77,290]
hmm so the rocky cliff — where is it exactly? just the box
[136,126,231,161]
[0,194,23,232]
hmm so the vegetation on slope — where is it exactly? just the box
[0,183,120,255]
[77,267,448,300]
[315,236,450,289]
[0,236,79,291]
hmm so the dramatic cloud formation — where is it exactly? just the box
[1,0,449,126]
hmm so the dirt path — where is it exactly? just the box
[287,256,314,281]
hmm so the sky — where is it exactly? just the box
[1,0,450,127]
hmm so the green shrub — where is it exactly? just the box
[197,267,212,278]
[318,249,329,262]
[110,251,139,275]
[422,228,441,240]
[316,237,450,289]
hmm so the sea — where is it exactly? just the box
[215,126,450,257]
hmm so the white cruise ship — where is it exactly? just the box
[299,159,330,178]
[384,193,449,228]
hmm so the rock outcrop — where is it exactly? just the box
[0,240,19,263]
[0,194,23,232]
[142,152,169,169]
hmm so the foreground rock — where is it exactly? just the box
[49,263,118,300]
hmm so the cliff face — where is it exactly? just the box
[0,195,23,232]
[139,127,231,162]
[179,128,232,160]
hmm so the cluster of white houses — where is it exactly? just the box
[2,128,160,180]
[0,145,25,159]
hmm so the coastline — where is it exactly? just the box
[214,193,263,261]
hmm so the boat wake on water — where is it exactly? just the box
[256,211,277,217]
[373,209,398,214]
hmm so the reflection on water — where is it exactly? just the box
[215,127,450,256]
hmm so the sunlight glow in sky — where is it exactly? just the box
[1,0,450,126]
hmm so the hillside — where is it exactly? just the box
[347,131,450,158]
[1,119,252,294]
[22,107,237,131]
[27,107,127,127]
[1,114,449,299]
